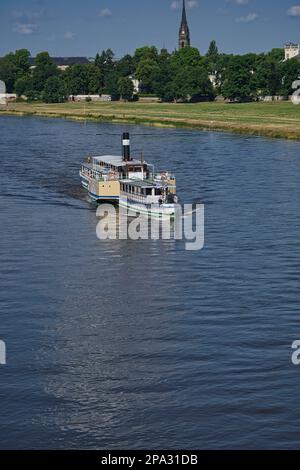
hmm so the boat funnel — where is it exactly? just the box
[122,132,131,161]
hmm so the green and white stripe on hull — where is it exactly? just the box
[89,193,119,202]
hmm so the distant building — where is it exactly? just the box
[284,43,300,61]
[263,96,286,102]
[0,94,17,104]
[68,95,111,102]
[0,81,16,104]
[209,74,217,88]
[29,57,93,70]
[129,76,140,94]
[178,0,190,49]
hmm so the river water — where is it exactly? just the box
[0,115,300,449]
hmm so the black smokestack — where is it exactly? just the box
[122,132,131,161]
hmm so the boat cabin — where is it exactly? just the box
[120,179,177,205]
[81,155,153,182]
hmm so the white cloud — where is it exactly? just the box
[99,8,112,17]
[187,0,199,8]
[287,6,300,17]
[64,31,75,40]
[45,34,56,42]
[171,1,180,9]
[13,23,37,35]
[12,9,47,21]
[11,9,48,36]
[236,12,258,22]
[228,0,249,4]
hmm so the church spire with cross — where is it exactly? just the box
[179,0,191,49]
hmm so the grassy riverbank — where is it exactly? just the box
[1,101,300,140]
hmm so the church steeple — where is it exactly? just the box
[179,0,190,49]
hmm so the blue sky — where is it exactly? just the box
[1,0,300,57]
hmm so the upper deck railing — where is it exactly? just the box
[81,165,176,186]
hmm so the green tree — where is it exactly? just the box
[280,58,300,97]
[14,49,31,75]
[95,49,115,70]
[0,49,31,92]
[206,40,219,75]
[268,48,284,62]
[212,54,233,93]
[134,46,158,67]
[136,59,160,93]
[86,64,103,94]
[255,59,282,96]
[171,47,202,70]
[153,51,173,101]
[16,75,39,101]
[222,56,255,101]
[116,54,134,77]
[42,75,67,103]
[32,52,59,92]
[0,45,294,104]
[207,40,219,61]
[95,49,116,92]
[118,77,134,100]
[172,65,214,102]
[65,64,89,95]
[0,55,17,92]
[104,71,120,100]
[158,48,171,64]
[15,76,31,96]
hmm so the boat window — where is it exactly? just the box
[146,188,152,196]
[155,188,162,196]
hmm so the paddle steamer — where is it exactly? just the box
[80,133,177,216]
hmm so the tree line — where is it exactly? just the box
[0,42,299,103]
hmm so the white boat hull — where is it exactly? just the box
[119,197,175,218]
